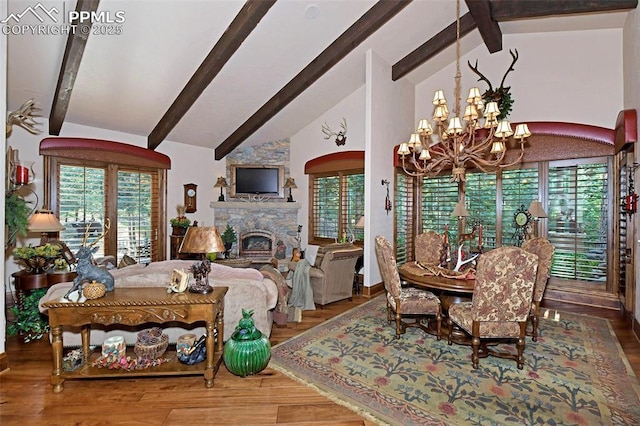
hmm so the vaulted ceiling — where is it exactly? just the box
[6,0,637,159]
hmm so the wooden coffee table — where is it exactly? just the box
[42,286,227,393]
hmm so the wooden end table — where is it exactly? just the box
[42,286,227,393]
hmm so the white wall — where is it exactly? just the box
[365,50,414,287]
[289,85,366,263]
[624,9,640,324]
[416,29,623,129]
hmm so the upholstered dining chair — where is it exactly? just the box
[414,231,445,266]
[375,235,442,339]
[522,237,555,341]
[447,246,538,369]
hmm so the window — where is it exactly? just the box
[394,171,414,264]
[397,158,612,289]
[305,151,365,246]
[41,138,170,263]
[310,171,364,244]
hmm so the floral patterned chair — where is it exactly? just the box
[447,246,538,369]
[522,237,555,341]
[375,235,442,339]
[414,231,445,266]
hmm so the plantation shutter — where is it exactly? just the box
[58,165,107,257]
[312,175,340,240]
[548,160,609,285]
[117,170,158,263]
[465,172,497,249]
[395,171,414,264]
[501,167,539,246]
[421,175,458,235]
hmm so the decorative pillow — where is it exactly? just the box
[118,254,137,269]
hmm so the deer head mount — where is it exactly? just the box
[322,118,347,146]
[468,49,520,119]
[5,99,42,137]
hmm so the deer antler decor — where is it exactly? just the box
[397,0,530,183]
[322,118,347,146]
[468,49,519,119]
[6,99,42,137]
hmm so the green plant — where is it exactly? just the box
[7,288,50,342]
[13,243,62,274]
[221,224,237,244]
[5,191,31,246]
[170,216,191,227]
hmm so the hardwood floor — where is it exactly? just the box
[1,295,638,425]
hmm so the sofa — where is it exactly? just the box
[38,260,279,347]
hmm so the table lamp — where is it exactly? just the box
[179,226,225,293]
[283,177,297,202]
[214,177,228,202]
[27,209,65,244]
[528,200,548,238]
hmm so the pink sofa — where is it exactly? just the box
[39,260,279,347]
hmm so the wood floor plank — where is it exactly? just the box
[1,294,638,425]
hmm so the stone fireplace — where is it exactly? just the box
[239,230,276,259]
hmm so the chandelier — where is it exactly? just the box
[397,0,531,182]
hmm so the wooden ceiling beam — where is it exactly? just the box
[465,0,502,53]
[392,0,637,81]
[214,0,412,160]
[148,0,276,150]
[49,0,100,136]
[489,0,638,21]
[392,12,476,81]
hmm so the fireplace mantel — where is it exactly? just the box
[210,201,301,210]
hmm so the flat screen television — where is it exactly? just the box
[230,164,285,199]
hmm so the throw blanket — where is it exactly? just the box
[289,259,315,311]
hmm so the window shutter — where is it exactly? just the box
[312,175,340,240]
[421,175,458,235]
[117,170,158,263]
[58,165,106,257]
[465,172,497,249]
[501,167,539,246]
[395,172,414,264]
[548,162,609,284]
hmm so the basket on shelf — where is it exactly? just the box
[134,327,169,360]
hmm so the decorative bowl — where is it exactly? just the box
[83,281,106,299]
[134,327,169,360]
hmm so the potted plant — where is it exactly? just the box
[13,243,62,274]
[5,191,31,247]
[170,205,191,235]
[221,224,237,258]
[7,288,50,343]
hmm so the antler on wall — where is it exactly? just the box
[6,99,42,137]
[321,118,347,146]
[467,49,520,119]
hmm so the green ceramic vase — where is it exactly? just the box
[223,309,271,377]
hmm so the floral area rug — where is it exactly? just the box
[269,295,640,425]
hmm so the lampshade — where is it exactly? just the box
[529,200,548,219]
[283,177,297,189]
[214,177,228,188]
[27,209,65,233]
[355,216,365,228]
[179,226,225,254]
[451,202,469,218]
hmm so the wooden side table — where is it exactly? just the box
[42,286,227,393]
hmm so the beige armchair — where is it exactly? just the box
[309,243,363,306]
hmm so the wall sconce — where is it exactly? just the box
[214,177,228,202]
[27,209,65,244]
[283,177,297,202]
[528,200,548,238]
